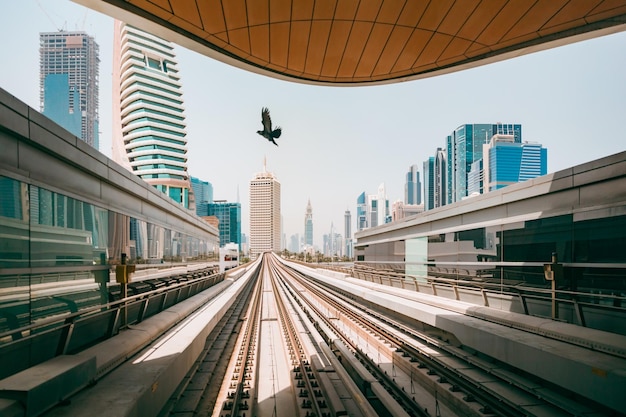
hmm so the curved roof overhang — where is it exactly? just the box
[75,0,626,86]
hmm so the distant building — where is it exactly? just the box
[483,135,547,192]
[191,176,213,217]
[323,223,342,258]
[405,165,421,205]
[40,31,99,149]
[208,201,241,248]
[240,233,248,256]
[423,157,435,211]
[467,159,483,196]
[356,185,390,231]
[434,147,447,208]
[392,200,424,221]
[112,21,191,208]
[289,233,300,253]
[344,209,352,259]
[249,160,281,259]
[191,177,213,205]
[304,199,313,247]
[356,192,368,231]
[447,123,521,204]
[376,184,390,226]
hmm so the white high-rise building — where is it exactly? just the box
[249,159,281,260]
[112,21,191,208]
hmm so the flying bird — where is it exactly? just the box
[257,107,282,146]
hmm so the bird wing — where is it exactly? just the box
[272,127,282,139]
[261,107,272,133]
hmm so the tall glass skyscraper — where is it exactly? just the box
[112,21,191,208]
[483,135,547,192]
[344,209,352,259]
[208,201,241,248]
[356,192,367,231]
[434,148,447,208]
[405,165,421,205]
[423,156,435,211]
[190,176,213,216]
[447,123,521,203]
[304,199,313,247]
[40,31,99,150]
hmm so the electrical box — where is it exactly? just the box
[115,264,135,284]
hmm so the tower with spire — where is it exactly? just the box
[304,199,313,248]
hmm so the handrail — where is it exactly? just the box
[0,268,222,343]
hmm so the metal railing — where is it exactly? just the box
[0,267,224,380]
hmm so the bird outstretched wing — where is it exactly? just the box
[261,107,272,133]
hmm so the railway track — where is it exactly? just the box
[165,254,376,416]
[164,253,617,416]
[278,257,619,417]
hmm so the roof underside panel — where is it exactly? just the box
[78,0,626,85]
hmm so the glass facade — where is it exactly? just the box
[488,141,547,191]
[405,165,421,205]
[423,156,435,210]
[358,212,626,297]
[447,123,522,203]
[208,202,242,248]
[0,175,218,332]
[40,31,100,150]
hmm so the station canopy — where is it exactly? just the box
[76,0,626,85]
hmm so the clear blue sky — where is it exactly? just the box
[2,1,625,249]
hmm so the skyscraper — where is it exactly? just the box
[434,147,447,208]
[356,186,390,230]
[405,165,421,205]
[423,157,435,210]
[483,135,547,192]
[112,21,191,208]
[447,123,521,204]
[208,201,242,248]
[304,199,313,247]
[40,31,99,149]
[356,192,368,231]
[376,183,389,226]
[344,209,352,259]
[249,160,281,260]
[190,177,213,206]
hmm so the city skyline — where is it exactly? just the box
[2,1,625,248]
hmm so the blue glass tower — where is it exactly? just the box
[208,201,242,247]
[447,123,522,203]
[190,177,213,207]
[486,138,547,191]
[405,165,421,205]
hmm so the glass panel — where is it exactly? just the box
[0,177,29,268]
[501,214,573,263]
[406,237,427,282]
[30,186,93,267]
[573,215,626,263]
